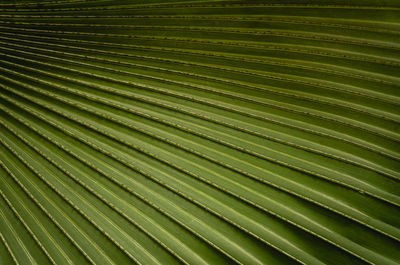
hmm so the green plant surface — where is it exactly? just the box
[0,1,399,264]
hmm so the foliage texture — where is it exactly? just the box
[0,0,400,264]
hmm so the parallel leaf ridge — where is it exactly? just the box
[0,0,399,264]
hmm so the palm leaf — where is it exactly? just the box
[0,0,399,264]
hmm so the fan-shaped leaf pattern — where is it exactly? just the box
[0,1,400,264]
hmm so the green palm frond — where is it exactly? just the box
[0,1,399,264]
